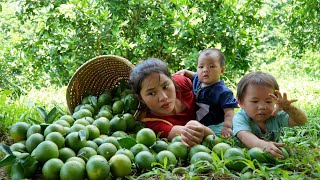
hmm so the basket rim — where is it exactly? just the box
[66,54,134,113]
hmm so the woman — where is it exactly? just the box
[130,58,214,147]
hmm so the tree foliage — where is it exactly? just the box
[0,0,319,94]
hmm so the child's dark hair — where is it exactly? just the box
[237,71,279,102]
[199,48,226,67]
[129,58,172,97]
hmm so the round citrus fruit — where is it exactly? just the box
[124,94,139,111]
[171,135,182,143]
[74,118,90,126]
[97,93,113,107]
[26,124,42,138]
[42,158,64,180]
[59,115,75,125]
[109,154,132,178]
[151,140,168,153]
[45,132,65,149]
[93,138,104,146]
[93,117,110,135]
[100,105,112,113]
[123,113,136,131]
[73,109,92,119]
[212,142,231,158]
[95,110,113,120]
[26,133,44,153]
[86,125,101,140]
[111,131,128,139]
[67,124,89,139]
[155,150,177,168]
[167,142,188,160]
[65,131,87,152]
[86,155,110,180]
[80,104,95,115]
[86,140,99,150]
[130,143,150,156]
[135,151,156,171]
[110,115,127,132]
[136,128,156,147]
[10,122,30,142]
[116,148,135,161]
[97,143,117,160]
[189,144,211,158]
[77,146,97,162]
[33,141,59,163]
[224,147,247,171]
[248,147,268,163]
[59,147,76,162]
[102,136,120,149]
[190,151,213,164]
[60,160,85,180]
[44,123,66,137]
[112,100,124,115]
[54,119,70,128]
[66,156,86,166]
[202,134,222,149]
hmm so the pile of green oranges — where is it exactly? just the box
[3,84,289,179]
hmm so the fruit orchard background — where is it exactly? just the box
[0,0,319,179]
[0,0,319,94]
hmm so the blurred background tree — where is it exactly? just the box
[0,0,319,95]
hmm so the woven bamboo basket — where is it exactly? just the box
[66,55,135,114]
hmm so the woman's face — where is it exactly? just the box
[238,84,276,123]
[140,73,176,116]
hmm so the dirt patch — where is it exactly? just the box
[0,168,9,180]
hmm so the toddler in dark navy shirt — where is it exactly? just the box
[176,48,238,138]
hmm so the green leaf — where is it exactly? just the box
[19,155,37,168]
[79,130,87,141]
[0,154,16,168]
[40,124,50,132]
[118,137,137,150]
[0,143,13,155]
[10,162,24,180]
[26,116,42,124]
[36,106,47,120]
[88,95,98,107]
[46,107,60,124]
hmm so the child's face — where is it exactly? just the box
[197,54,224,87]
[238,84,276,123]
[139,72,177,116]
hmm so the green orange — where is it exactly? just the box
[136,128,156,147]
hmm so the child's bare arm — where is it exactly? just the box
[174,69,195,79]
[269,90,307,126]
[221,108,234,138]
[237,130,285,158]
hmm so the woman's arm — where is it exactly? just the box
[174,69,196,79]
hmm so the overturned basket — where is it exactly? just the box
[66,55,135,114]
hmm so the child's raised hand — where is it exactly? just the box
[269,90,297,116]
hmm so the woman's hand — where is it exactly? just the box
[180,120,212,147]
